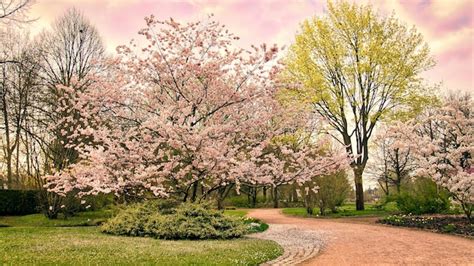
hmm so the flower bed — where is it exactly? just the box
[378,215,473,237]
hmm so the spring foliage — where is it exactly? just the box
[280,0,434,210]
[44,16,349,201]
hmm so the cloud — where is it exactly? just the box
[28,0,473,92]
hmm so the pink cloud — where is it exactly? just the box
[398,0,473,37]
[29,0,473,92]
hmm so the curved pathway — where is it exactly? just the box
[248,209,474,265]
[249,224,325,265]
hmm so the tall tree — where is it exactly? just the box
[27,8,105,217]
[36,7,104,173]
[0,28,40,189]
[281,0,433,210]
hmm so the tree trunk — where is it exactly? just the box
[319,200,325,216]
[262,186,267,202]
[292,186,298,202]
[353,168,365,210]
[191,182,199,202]
[216,187,226,210]
[2,77,13,188]
[251,187,257,208]
[216,183,234,210]
[5,153,12,189]
[304,194,314,215]
[273,186,279,208]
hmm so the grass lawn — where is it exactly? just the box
[0,209,113,227]
[0,208,281,265]
[0,226,282,265]
[283,202,399,218]
[223,209,248,217]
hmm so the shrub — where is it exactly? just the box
[301,171,351,215]
[242,217,269,233]
[0,190,40,215]
[102,201,247,240]
[100,203,153,236]
[224,194,268,208]
[396,178,451,215]
[442,224,456,233]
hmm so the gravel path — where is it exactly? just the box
[248,208,474,265]
[249,224,325,265]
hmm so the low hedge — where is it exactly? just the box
[0,190,40,215]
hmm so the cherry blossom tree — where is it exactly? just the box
[369,122,417,195]
[409,96,473,220]
[44,16,348,205]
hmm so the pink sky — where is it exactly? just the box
[29,0,473,92]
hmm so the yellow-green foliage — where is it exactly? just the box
[281,0,435,122]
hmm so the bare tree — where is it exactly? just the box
[0,28,41,189]
[29,8,105,218]
[35,7,104,171]
[0,0,32,22]
[38,8,105,89]
[369,128,415,196]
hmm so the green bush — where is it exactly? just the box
[302,171,351,215]
[0,190,40,215]
[224,194,268,208]
[442,224,456,233]
[396,178,451,215]
[242,217,269,233]
[102,201,247,240]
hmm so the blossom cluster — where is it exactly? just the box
[44,16,349,200]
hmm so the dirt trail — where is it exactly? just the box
[248,209,474,265]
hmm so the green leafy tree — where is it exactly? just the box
[281,0,434,210]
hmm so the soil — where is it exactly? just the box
[248,208,474,265]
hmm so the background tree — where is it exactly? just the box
[0,0,33,24]
[410,95,473,220]
[299,170,350,215]
[369,123,417,195]
[0,29,40,189]
[281,0,433,210]
[11,8,105,218]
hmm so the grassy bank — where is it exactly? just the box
[283,203,399,218]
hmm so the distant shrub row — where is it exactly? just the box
[0,190,40,215]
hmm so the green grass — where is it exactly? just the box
[0,208,280,264]
[283,202,399,218]
[223,209,248,217]
[0,226,282,265]
[0,209,113,227]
